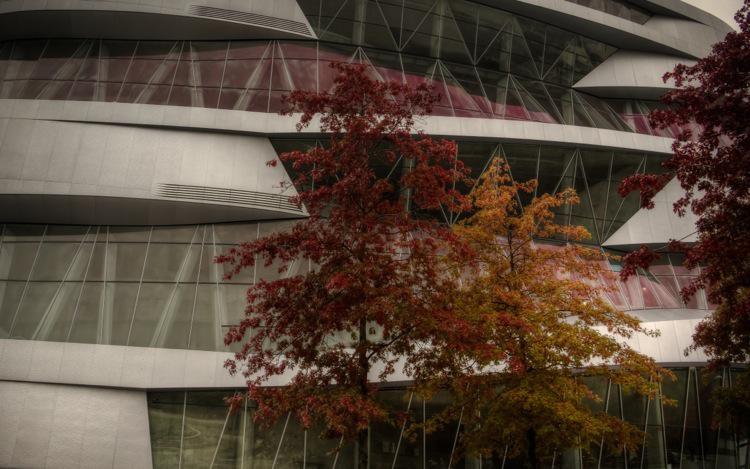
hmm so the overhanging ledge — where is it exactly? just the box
[0,99,676,155]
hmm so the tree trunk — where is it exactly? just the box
[357,318,369,469]
[526,428,538,469]
[357,427,368,469]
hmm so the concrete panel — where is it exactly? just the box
[0,117,304,225]
[603,178,698,247]
[0,339,245,390]
[0,321,712,393]
[574,50,697,99]
[0,99,677,155]
[640,0,739,33]
[481,0,725,59]
[0,381,153,469]
[0,0,314,40]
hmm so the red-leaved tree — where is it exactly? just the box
[618,1,750,432]
[218,63,472,467]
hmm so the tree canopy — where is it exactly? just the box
[418,159,667,468]
[218,63,471,468]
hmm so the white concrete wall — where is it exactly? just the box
[486,0,724,58]
[0,99,677,155]
[603,178,698,247]
[574,50,696,98]
[0,340,249,390]
[0,0,308,22]
[0,381,152,469]
[0,113,302,224]
[0,0,314,40]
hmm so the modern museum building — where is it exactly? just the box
[0,0,746,467]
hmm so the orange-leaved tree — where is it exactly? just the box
[217,63,472,469]
[416,158,670,468]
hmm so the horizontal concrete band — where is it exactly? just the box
[0,0,314,40]
[0,113,304,225]
[0,313,710,390]
[0,99,675,154]
[483,0,724,59]
[641,0,737,34]
[0,0,728,59]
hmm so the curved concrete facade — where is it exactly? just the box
[0,116,303,225]
[0,1,741,468]
[574,50,696,99]
[478,0,723,58]
[0,0,314,40]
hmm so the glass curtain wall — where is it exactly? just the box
[0,140,710,352]
[0,221,710,352]
[0,221,304,351]
[147,367,749,469]
[271,139,670,243]
[0,0,669,136]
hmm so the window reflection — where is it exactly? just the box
[147,368,745,469]
[0,5,671,138]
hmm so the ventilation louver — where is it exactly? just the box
[156,183,303,214]
[188,5,312,37]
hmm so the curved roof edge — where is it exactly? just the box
[482,0,724,59]
[0,333,711,390]
[0,99,676,155]
[0,115,305,225]
[0,0,315,41]
[638,0,739,33]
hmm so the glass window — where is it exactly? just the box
[661,368,688,467]
[642,394,667,468]
[307,421,355,468]
[105,283,140,346]
[152,284,195,350]
[67,282,103,344]
[143,244,194,283]
[148,392,185,469]
[189,285,220,352]
[128,283,173,347]
[181,392,237,469]
[30,242,80,281]
[682,369,705,469]
[537,146,576,196]
[273,412,306,469]
[36,282,83,343]
[0,242,42,280]
[600,383,627,468]
[10,282,59,340]
[425,391,458,468]
[218,284,249,327]
[370,390,418,469]
[250,411,292,468]
[698,368,723,469]
[458,141,498,182]
[580,149,612,233]
[0,281,26,338]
